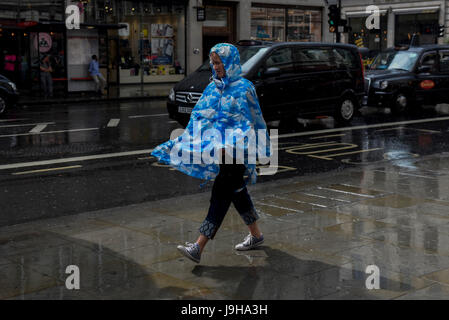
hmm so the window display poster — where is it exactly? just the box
[151,24,174,37]
[151,38,173,65]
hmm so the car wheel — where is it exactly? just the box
[390,92,409,115]
[0,94,6,115]
[335,96,356,124]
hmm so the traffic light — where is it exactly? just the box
[328,4,340,33]
[438,25,445,37]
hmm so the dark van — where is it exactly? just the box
[167,42,365,126]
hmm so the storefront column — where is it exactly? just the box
[387,11,395,48]
[186,3,203,75]
[237,0,250,40]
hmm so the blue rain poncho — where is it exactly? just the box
[151,43,271,185]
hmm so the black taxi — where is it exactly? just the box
[363,44,449,114]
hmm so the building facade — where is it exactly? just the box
[340,0,449,51]
[0,0,188,96]
[185,0,330,73]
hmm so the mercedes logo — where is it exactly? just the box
[186,93,193,103]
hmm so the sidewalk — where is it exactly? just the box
[2,152,449,299]
[18,83,173,106]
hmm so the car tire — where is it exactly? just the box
[0,94,6,115]
[390,92,409,115]
[334,95,356,124]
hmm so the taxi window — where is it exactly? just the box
[439,50,449,74]
[420,52,438,73]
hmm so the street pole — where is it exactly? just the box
[336,0,341,43]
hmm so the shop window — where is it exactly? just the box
[287,9,322,42]
[395,13,439,46]
[348,15,388,52]
[118,2,185,84]
[251,7,285,42]
[204,7,228,28]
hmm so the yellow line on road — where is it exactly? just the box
[308,148,383,161]
[309,134,346,139]
[12,165,82,175]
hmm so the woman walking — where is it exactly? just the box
[151,43,271,263]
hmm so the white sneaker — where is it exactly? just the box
[235,234,264,251]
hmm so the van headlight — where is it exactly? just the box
[169,88,175,101]
[8,82,17,92]
[379,80,388,90]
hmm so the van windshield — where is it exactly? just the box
[198,46,268,73]
[370,51,419,71]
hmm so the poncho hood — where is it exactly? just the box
[209,43,242,87]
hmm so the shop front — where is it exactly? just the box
[250,4,322,42]
[0,0,187,98]
[342,1,446,51]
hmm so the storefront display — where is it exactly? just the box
[250,5,322,42]
[118,1,186,84]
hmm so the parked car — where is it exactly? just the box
[167,41,365,127]
[363,44,449,114]
[0,74,19,115]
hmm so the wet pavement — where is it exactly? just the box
[2,101,449,299]
[1,151,449,299]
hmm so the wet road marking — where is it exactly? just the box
[29,124,48,133]
[0,122,54,129]
[128,113,168,119]
[107,119,120,127]
[286,143,359,155]
[0,118,30,123]
[308,148,383,161]
[12,165,82,175]
[0,127,99,138]
[374,126,440,134]
[317,186,377,198]
[0,149,154,170]
[274,115,449,139]
[257,165,296,175]
[309,134,346,140]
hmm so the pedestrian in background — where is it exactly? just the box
[40,55,53,98]
[151,43,271,264]
[89,55,106,95]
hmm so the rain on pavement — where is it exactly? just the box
[2,100,449,299]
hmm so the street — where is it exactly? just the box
[2,100,449,299]
[1,100,449,226]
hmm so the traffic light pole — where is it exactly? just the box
[336,0,341,43]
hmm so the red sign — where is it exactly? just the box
[420,80,435,90]
[17,21,38,27]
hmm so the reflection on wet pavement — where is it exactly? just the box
[2,151,449,299]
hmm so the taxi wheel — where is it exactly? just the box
[0,95,6,114]
[390,93,409,115]
[334,96,356,124]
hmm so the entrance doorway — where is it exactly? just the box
[202,2,236,61]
